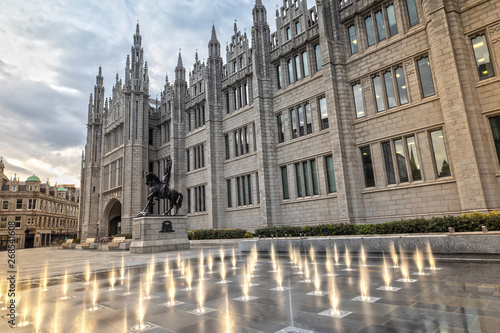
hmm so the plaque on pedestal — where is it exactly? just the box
[130,216,190,254]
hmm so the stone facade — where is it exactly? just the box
[80,0,500,238]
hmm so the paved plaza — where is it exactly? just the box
[0,246,499,332]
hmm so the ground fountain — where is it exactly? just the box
[390,242,399,268]
[377,254,401,291]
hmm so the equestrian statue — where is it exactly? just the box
[138,158,183,216]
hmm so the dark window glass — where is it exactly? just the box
[430,129,451,177]
[394,139,409,183]
[361,147,375,187]
[290,109,298,139]
[417,57,436,98]
[302,52,309,77]
[276,65,282,89]
[348,25,358,54]
[310,159,319,195]
[319,97,328,129]
[383,71,397,108]
[386,5,398,36]
[395,67,408,105]
[375,11,386,41]
[236,177,241,206]
[187,189,191,213]
[303,161,311,196]
[277,113,284,143]
[242,175,246,205]
[406,0,419,27]
[298,106,304,136]
[295,163,303,197]
[288,59,294,84]
[365,16,375,46]
[315,44,322,70]
[373,76,385,112]
[471,35,495,80]
[226,92,230,114]
[305,104,312,134]
[225,134,230,159]
[489,116,500,164]
[382,142,396,184]
[281,166,289,199]
[406,136,422,181]
[247,175,252,205]
[325,156,337,193]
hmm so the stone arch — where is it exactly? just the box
[104,199,122,236]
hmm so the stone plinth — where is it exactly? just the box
[130,216,190,254]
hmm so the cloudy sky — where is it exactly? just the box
[0,0,279,186]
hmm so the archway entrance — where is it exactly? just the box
[105,199,122,237]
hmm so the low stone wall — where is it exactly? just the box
[239,232,500,259]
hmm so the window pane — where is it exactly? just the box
[373,76,385,112]
[430,129,451,177]
[395,67,408,105]
[365,16,375,46]
[375,11,386,41]
[286,27,291,40]
[311,159,319,195]
[295,21,301,34]
[248,175,252,205]
[353,83,365,118]
[281,166,289,199]
[305,103,312,134]
[382,141,396,185]
[489,116,500,164]
[290,109,297,139]
[406,0,419,26]
[237,177,241,206]
[471,35,495,80]
[277,113,284,143]
[361,147,376,187]
[325,156,337,193]
[302,52,309,77]
[288,59,294,84]
[242,175,246,205]
[417,57,436,98]
[383,71,397,108]
[315,44,322,70]
[227,179,232,208]
[295,163,303,197]
[303,161,311,196]
[298,106,304,136]
[295,55,302,80]
[348,25,358,54]
[319,97,328,129]
[406,136,422,181]
[386,5,398,36]
[276,65,282,89]
[225,134,230,159]
[394,139,409,182]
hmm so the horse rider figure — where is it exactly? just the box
[162,158,172,197]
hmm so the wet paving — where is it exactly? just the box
[0,247,499,332]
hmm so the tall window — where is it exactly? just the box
[471,35,495,80]
[375,10,386,41]
[361,146,375,187]
[395,67,408,105]
[383,71,397,109]
[348,25,358,54]
[2,199,8,210]
[295,163,303,197]
[489,116,500,164]
[365,16,375,46]
[298,106,304,136]
[325,156,337,193]
[305,103,312,134]
[281,166,289,199]
[406,136,422,181]
[417,57,435,98]
[295,21,301,34]
[186,150,190,172]
[276,65,283,89]
[382,141,396,184]
[227,179,232,208]
[277,113,285,143]
[225,134,230,160]
[16,199,22,210]
[286,27,291,40]
[295,55,302,80]
[302,51,309,77]
[290,109,298,139]
[386,5,398,36]
[226,92,230,114]
[353,83,365,118]
[406,0,419,27]
[288,59,294,84]
[315,44,322,70]
[430,129,451,177]
[319,97,328,130]
[373,76,384,112]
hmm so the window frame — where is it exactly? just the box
[471,33,496,81]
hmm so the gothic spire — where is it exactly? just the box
[177,51,183,67]
[211,24,218,42]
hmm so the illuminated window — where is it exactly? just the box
[361,147,375,187]
[348,25,358,54]
[353,83,365,118]
[471,34,495,80]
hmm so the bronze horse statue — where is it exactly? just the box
[139,172,183,216]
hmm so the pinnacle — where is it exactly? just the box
[211,24,218,43]
[136,21,140,34]
[177,51,183,67]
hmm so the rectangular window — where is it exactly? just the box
[386,5,398,36]
[247,174,252,205]
[2,199,8,210]
[226,92,230,114]
[430,129,451,177]
[186,150,190,172]
[28,199,33,210]
[234,88,238,110]
[244,127,249,153]
[373,76,385,112]
[310,159,319,195]
[236,177,241,206]
[277,113,284,143]
[302,52,309,77]
[394,139,409,183]
[406,136,422,181]
[325,156,337,193]
[319,97,328,130]
[489,116,500,164]
[365,16,375,46]
[281,166,289,199]
[298,106,304,137]
[242,176,246,205]
[295,55,302,80]
[227,179,232,208]
[148,128,153,146]
[295,21,301,34]
[305,103,312,134]
[361,146,375,187]
[348,25,358,54]
[234,131,239,157]
[406,0,419,27]
[276,65,282,89]
[16,199,22,210]
[225,134,230,160]
[290,109,298,139]
[383,71,397,108]
[315,44,322,70]
[135,101,138,140]
[471,35,495,80]
[375,10,386,41]
[288,59,294,84]
[240,57,244,69]
[187,189,191,213]
[295,163,303,197]
[417,57,436,98]
[353,83,365,118]
[286,27,291,40]
[395,67,408,105]
[382,141,396,184]
[303,161,311,196]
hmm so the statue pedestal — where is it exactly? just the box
[130,216,190,254]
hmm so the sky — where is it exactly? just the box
[0,0,279,186]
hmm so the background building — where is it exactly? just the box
[0,159,80,249]
[80,0,500,239]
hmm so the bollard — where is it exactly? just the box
[481,226,488,233]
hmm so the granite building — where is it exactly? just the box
[0,159,80,249]
[80,0,500,239]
